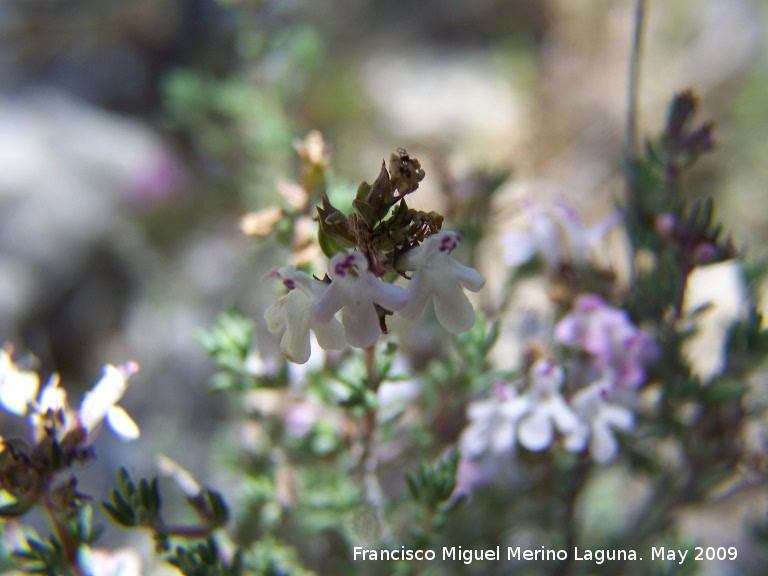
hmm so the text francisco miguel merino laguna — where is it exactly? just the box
[353,546,642,565]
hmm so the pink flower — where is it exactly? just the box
[555,295,656,389]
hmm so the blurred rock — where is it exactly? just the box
[0,0,230,111]
[0,90,184,370]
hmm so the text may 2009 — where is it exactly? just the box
[352,545,738,566]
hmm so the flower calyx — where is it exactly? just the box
[316,150,440,270]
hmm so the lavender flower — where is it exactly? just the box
[555,294,656,389]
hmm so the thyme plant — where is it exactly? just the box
[1,13,767,576]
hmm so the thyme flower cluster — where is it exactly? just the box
[0,346,139,520]
[461,294,656,467]
[265,150,486,363]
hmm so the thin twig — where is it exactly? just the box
[626,0,648,160]
[361,344,392,542]
[624,0,649,281]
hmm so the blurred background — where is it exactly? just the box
[0,0,766,566]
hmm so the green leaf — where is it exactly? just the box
[703,380,747,404]
[318,227,343,259]
[118,467,137,497]
[0,497,35,518]
[482,320,501,356]
[405,472,420,501]
[356,180,372,201]
[405,450,461,510]
[439,492,468,515]
[102,500,136,528]
[205,490,230,529]
[352,198,379,228]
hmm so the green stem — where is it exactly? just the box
[160,523,217,539]
[625,0,649,278]
[360,344,391,542]
[42,502,83,576]
[626,0,648,161]
[554,459,591,576]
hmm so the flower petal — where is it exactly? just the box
[590,421,619,464]
[79,365,128,432]
[490,417,516,454]
[264,299,287,334]
[501,231,537,267]
[312,318,347,351]
[106,406,140,441]
[467,398,496,422]
[311,282,347,324]
[281,326,311,364]
[544,395,579,435]
[460,421,489,458]
[442,256,486,292]
[280,291,313,363]
[342,300,381,348]
[38,374,66,413]
[0,370,39,416]
[500,396,530,420]
[600,404,634,432]
[157,454,202,497]
[553,314,580,345]
[400,271,431,321]
[400,234,441,269]
[564,422,590,453]
[366,275,409,311]
[583,210,622,245]
[518,409,554,452]
[433,281,476,334]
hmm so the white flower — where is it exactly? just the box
[77,545,142,576]
[556,203,621,264]
[565,380,634,464]
[311,252,408,348]
[681,260,746,381]
[157,454,202,498]
[265,267,347,364]
[517,359,579,452]
[78,362,140,442]
[0,348,39,416]
[501,202,561,268]
[29,373,75,443]
[37,373,67,415]
[460,383,528,458]
[399,231,486,333]
[501,199,620,269]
